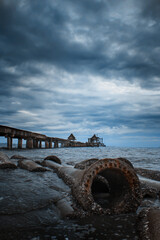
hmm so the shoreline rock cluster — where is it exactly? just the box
[0,151,160,239]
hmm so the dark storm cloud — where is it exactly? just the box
[0,0,102,68]
[1,0,160,85]
[0,0,160,146]
[141,0,160,20]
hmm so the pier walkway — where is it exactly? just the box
[0,125,105,149]
[0,125,79,149]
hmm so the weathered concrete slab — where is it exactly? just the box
[136,168,160,181]
[18,159,48,172]
[44,155,61,164]
[10,155,28,160]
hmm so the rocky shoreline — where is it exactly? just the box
[0,152,160,239]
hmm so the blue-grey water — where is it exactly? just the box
[0,146,160,240]
[2,146,160,170]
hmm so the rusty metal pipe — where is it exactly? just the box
[43,158,142,214]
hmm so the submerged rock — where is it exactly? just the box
[0,152,17,169]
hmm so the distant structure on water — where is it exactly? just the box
[0,125,106,149]
[88,134,106,147]
[68,133,76,141]
[64,133,105,148]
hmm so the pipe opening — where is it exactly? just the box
[91,175,110,208]
[91,168,130,209]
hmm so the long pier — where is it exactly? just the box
[0,125,106,149]
[0,125,87,149]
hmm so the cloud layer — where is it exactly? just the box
[0,0,160,146]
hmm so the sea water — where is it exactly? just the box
[1,146,160,170]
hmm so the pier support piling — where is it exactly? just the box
[49,140,52,148]
[7,137,12,149]
[45,140,49,149]
[33,139,38,148]
[18,139,22,149]
[26,139,33,149]
[39,141,42,148]
[54,141,58,148]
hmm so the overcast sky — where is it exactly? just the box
[0,0,160,147]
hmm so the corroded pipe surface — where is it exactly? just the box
[44,158,142,214]
[74,158,99,170]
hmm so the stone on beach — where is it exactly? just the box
[0,152,17,169]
